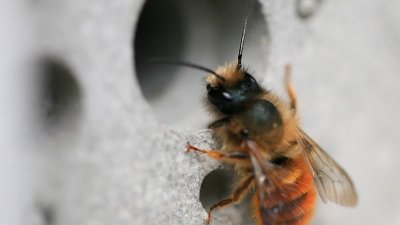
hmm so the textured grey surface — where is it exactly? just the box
[1,0,400,225]
[31,0,244,224]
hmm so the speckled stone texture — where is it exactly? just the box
[30,1,245,224]
[2,0,400,225]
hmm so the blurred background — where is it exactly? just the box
[1,0,400,225]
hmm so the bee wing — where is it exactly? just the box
[296,128,358,207]
[247,141,291,196]
[247,140,272,194]
[247,140,301,223]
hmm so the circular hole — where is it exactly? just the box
[38,58,82,131]
[134,0,269,131]
[200,168,254,224]
[199,168,236,209]
[134,0,186,101]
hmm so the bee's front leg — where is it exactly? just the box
[186,143,248,164]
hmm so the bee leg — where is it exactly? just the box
[250,192,263,225]
[186,144,249,164]
[284,64,297,113]
[206,175,254,224]
[208,117,230,129]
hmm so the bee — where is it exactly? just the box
[154,5,358,225]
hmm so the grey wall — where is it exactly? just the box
[1,0,400,225]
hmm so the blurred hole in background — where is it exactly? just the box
[37,203,55,225]
[38,58,82,133]
[134,0,269,131]
[199,168,235,209]
[296,0,322,19]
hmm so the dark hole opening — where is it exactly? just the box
[134,0,186,100]
[39,58,82,130]
[199,168,236,209]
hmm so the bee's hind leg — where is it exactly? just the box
[284,64,297,113]
[205,175,254,224]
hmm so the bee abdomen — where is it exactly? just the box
[252,159,316,225]
[258,192,314,225]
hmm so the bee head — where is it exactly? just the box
[206,64,261,114]
[205,5,261,115]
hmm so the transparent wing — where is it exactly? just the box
[247,140,275,196]
[296,128,358,207]
[247,140,304,224]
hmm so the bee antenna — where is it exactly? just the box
[237,1,254,70]
[148,59,226,82]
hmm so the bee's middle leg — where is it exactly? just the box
[205,175,254,224]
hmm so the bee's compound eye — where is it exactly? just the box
[222,91,232,100]
[207,86,237,114]
[208,86,232,102]
[206,84,211,91]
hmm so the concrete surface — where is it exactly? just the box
[1,0,400,225]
